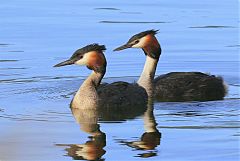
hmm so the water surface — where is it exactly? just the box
[0,0,239,161]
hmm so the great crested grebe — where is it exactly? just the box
[114,30,227,101]
[54,44,147,109]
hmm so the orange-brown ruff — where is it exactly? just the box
[114,30,227,102]
[54,44,148,109]
[142,34,160,55]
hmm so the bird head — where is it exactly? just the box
[114,30,161,59]
[54,44,107,73]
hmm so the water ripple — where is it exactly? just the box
[0,110,73,122]
[189,25,235,28]
[7,50,24,53]
[225,45,240,48]
[0,76,81,84]
[95,7,120,10]
[0,60,18,62]
[0,43,11,46]
[0,67,27,71]
[99,21,170,24]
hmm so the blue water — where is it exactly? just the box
[0,0,239,161]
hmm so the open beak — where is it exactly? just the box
[113,44,131,51]
[53,59,74,67]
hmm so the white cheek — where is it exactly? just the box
[132,37,147,48]
[75,56,88,65]
[132,43,141,48]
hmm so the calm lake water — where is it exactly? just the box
[0,0,239,161]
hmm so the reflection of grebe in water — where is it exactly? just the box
[56,108,106,160]
[54,44,147,110]
[114,30,227,101]
[119,101,161,158]
[56,95,148,160]
[59,135,106,161]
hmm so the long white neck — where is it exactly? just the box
[71,71,104,109]
[137,56,158,97]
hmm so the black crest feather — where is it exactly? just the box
[70,43,106,60]
[128,29,158,43]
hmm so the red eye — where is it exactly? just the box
[135,40,139,44]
